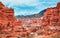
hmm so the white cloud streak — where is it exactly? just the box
[0,0,60,16]
[0,0,39,7]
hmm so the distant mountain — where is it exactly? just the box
[15,9,46,18]
[39,9,46,16]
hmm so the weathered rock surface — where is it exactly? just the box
[0,2,60,38]
[40,2,60,35]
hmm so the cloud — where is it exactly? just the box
[0,0,40,16]
[0,0,39,7]
[14,10,39,16]
[0,0,60,16]
[39,0,60,2]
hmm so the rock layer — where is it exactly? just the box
[0,2,60,38]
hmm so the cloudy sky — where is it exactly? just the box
[0,0,60,16]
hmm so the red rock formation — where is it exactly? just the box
[0,2,4,9]
[41,3,60,26]
[0,2,31,38]
[40,2,60,35]
[0,2,60,38]
[0,2,16,29]
[56,2,60,9]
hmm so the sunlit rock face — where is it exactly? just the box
[40,2,60,26]
[40,2,60,35]
[0,2,16,28]
[0,2,40,38]
[0,2,23,38]
[0,2,60,38]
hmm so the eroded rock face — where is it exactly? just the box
[0,2,60,38]
[0,2,31,38]
[41,3,60,26]
[40,2,60,35]
[0,2,22,35]
[0,2,16,28]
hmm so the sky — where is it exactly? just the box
[0,0,60,16]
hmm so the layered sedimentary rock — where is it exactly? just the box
[41,3,60,27]
[0,2,60,38]
[0,2,32,38]
[40,2,60,35]
[0,2,15,28]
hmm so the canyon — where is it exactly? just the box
[0,2,60,38]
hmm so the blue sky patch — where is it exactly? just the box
[0,0,60,16]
